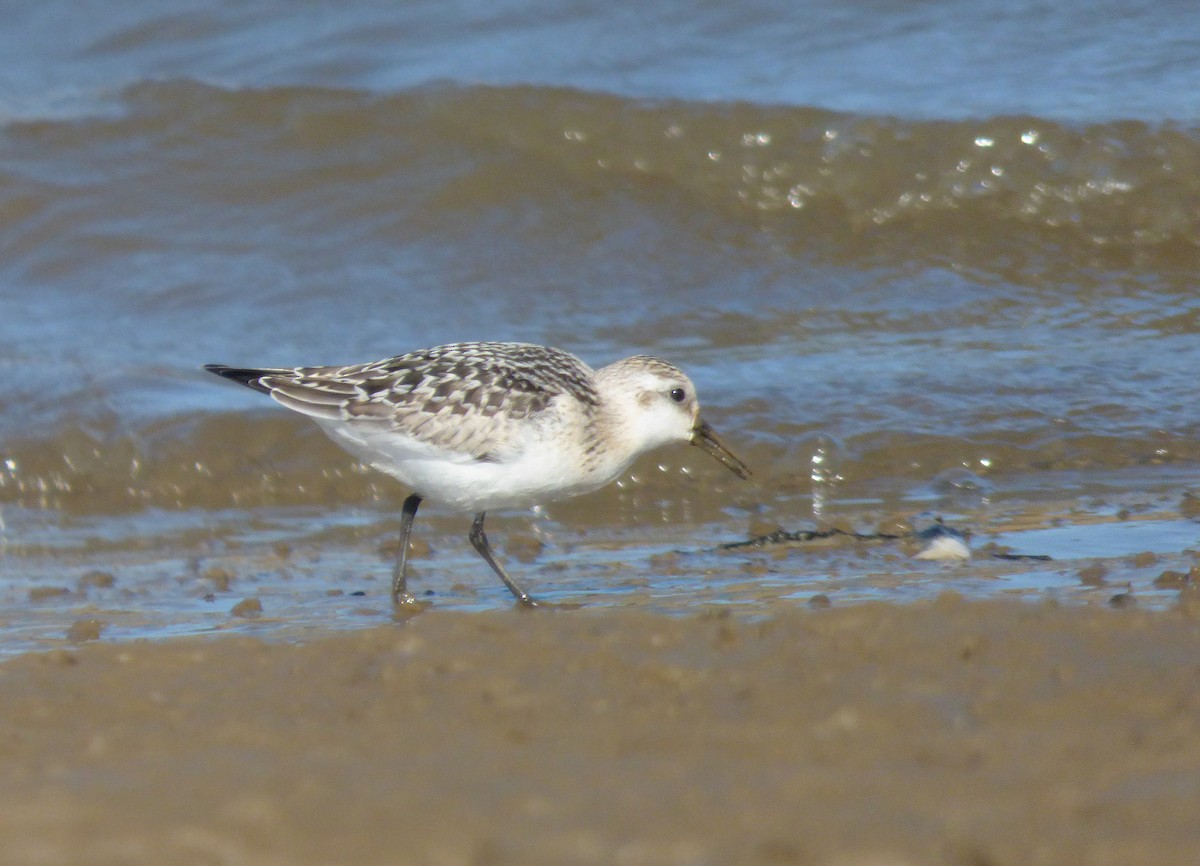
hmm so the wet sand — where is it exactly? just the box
[2,595,1198,865]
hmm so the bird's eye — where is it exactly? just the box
[669,387,687,403]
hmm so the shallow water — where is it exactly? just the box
[1,1,1199,652]
[3,475,1197,656]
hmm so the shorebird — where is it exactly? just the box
[205,341,749,607]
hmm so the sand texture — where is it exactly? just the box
[1,595,1199,865]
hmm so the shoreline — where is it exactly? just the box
[2,596,1198,865]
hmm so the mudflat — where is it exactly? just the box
[1,595,1198,865]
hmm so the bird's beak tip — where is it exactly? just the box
[691,421,751,480]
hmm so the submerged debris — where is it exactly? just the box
[722,517,1053,561]
[28,586,71,602]
[913,524,972,562]
[230,598,263,618]
[1153,568,1195,589]
[720,527,904,551]
[66,619,103,643]
[915,537,972,561]
[203,566,235,592]
[78,570,116,590]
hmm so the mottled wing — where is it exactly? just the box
[258,342,599,461]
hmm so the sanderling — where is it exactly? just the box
[204,341,750,607]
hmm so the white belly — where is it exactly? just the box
[315,417,624,513]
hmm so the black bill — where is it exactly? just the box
[690,420,752,480]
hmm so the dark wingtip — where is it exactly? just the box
[203,364,273,394]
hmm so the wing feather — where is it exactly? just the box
[216,342,600,462]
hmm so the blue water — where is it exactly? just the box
[1,0,1199,651]
[3,0,1197,122]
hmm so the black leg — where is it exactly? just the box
[391,493,423,606]
[468,512,538,608]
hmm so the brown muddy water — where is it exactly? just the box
[1,2,1200,863]
[2,1,1200,642]
[1,77,1198,646]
